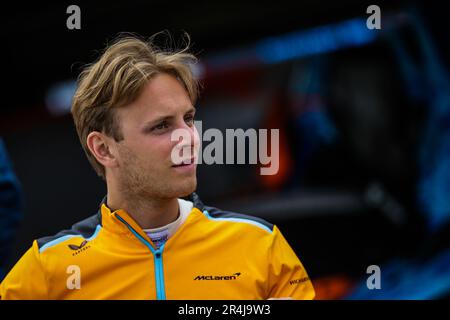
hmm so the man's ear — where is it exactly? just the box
[86,131,118,169]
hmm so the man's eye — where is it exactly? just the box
[185,115,194,125]
[153,122,169,131]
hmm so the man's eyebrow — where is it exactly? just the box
[186,106,196,114]
[143,115,173,128]
[141,106,196,130]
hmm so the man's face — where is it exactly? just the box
[111,73,199,199]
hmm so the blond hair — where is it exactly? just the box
[71,33,199,178]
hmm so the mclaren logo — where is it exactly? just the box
[194,272,241,280]
[289,277,310,285]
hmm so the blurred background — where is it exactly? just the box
[1,0,450,299]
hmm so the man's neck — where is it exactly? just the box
[106,190,180,230]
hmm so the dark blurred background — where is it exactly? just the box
[1,0,450,299]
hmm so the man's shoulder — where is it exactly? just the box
[36,211,101,254]
[200,204,275,234]
[188,192,275,234]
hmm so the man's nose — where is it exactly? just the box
[172,125,195,153]
[176,122,196,146]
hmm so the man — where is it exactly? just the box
[0,35,315,299]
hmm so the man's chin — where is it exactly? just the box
[163,175,197,199]
[176,178,197,198]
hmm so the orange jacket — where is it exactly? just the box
[0,193,315,300]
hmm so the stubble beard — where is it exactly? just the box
[118,149,197,202]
